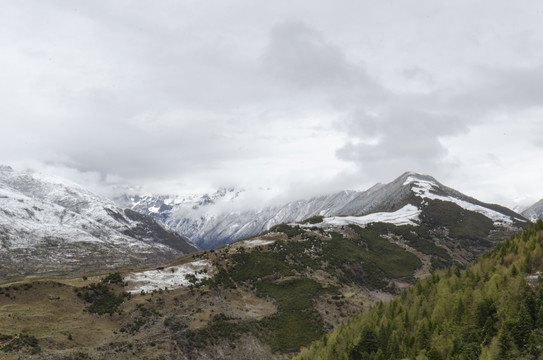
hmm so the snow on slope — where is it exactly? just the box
[241,239,276,248]
[120,172,526,249]
[0,181,152,250]
[302,204,421,228]
[118,188,362,249]
[522,199,543,221]
[0,165,197,278]
[403,176,520,225]
[124,259,213,294]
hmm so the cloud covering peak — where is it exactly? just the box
[1,0,542,207]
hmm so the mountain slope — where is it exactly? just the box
[0,177,528,359]
[120,172,527,249]
[522,198,543,221]
[295,220,543,360]
[0,166,198,279]
[117,187,365,249]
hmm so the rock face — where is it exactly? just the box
[522,198,543,221]
[120,172,527,249]
[0,165,198,279]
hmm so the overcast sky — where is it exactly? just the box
[1,1,543,208]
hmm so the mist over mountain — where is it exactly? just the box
[119,172,527,249]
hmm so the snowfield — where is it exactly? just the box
[124,260,214,294]
[301,204,421,228]
[404,176,516,225]
[242,239,276,247]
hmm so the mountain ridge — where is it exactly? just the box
[0,165,199,279]
[119,171,527,249]
[522,198,543,221]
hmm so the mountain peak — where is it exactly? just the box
[398,171,437,183]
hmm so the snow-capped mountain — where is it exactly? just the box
[522,199,543,221]
[0,165,198,279]
[119,172,527,249]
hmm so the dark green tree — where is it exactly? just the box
[350,327,379,359]
[427,347,444,360]
[498,327,513,359]
[511,305,533,349]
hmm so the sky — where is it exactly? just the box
[1,0,543,209]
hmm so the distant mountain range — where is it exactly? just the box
[118,171,528,249]
[0,165,198,279]
[0,165,533,280]
[522,198,543,221]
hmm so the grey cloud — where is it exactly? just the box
[261,20,385,107]
[451,64,543,113]
[336,107,467,175]
[2,1,543,206]
[263,21,352,89]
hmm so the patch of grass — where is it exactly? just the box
[102,272,123,285]
[81,283,127,315]
[229,251,295,282]
[77,274,129,315]
[277,238,322,270]
[257,278,322,310]
[198,314,250,344]
[300,229,422,288]
[372,223,451,260]
[300,215,324,224]
[212,267,237,289]
[421,199,494,239]
[355,227,422,279]
[261,310,324,353]
[267,223,306,238]
[0,333,41,354]
[256,278,325,352]
[430,255,450,271]
[72,350,90,359]
[177,314,252,349]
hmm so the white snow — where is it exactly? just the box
[0,167,179,253]
[242,239,276,247]
[403,176,514,225]
[124,260,213,293]
[301,204,421,228]
[527,273,540,280]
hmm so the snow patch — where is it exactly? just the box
[302,204,421,228]
[404,176,514,225]
[124,260,213,294]
[242,239,276,248]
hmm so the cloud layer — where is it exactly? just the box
[1,1,543,207]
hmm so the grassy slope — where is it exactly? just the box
[294,220,543,360]
[0,223,432,359]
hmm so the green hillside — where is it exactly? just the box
[295,220,543,360]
